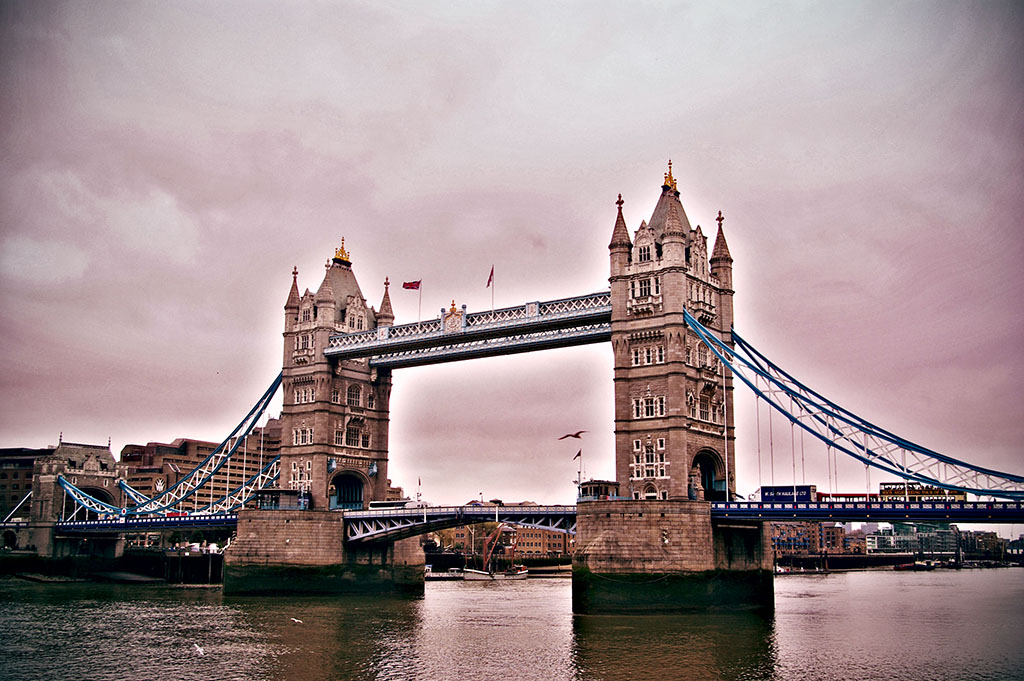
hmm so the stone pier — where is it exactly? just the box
[223,509,424,595]
[572,500,773,613]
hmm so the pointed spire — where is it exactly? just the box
[711,210,732,262]
[315,259,335,303]
[664,200,686,238]
[377,277,395,326]
[608,194,632,250]
[285,266,300,309]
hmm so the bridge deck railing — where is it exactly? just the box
[325,292,611,357]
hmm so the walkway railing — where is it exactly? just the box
[711,500,1024,522]
[325,292,611,367]
[344,504,578,543]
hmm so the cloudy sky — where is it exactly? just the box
[2,1,1022,508]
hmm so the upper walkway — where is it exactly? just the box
[324,292,611,368]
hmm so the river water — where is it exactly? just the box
[1,569,1022,681]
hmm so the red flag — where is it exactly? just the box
[402,280,421,290]
[486,266,494,288]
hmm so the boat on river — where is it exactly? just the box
[463,566,529,581]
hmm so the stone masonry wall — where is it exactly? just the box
[574,499,714,573]
[227,509,347,566]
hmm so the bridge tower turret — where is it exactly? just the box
[278,240,393,511]
[608,162,736,502]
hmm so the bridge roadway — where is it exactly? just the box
[42,501,1024,541]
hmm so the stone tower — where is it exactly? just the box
[279,240,393,510]
[608,162,736,501]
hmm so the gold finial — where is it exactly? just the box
[334,237,351,263]
[450,299,457,313]
[663,159,677,191]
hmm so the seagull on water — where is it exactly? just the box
[193,644,205,656]
[558,430,587,440]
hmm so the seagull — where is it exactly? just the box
[558,430,587,440]
[290,617,303,624]
[193,644,205,656]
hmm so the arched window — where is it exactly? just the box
[347,385,361,407]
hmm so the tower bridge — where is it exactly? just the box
[24,162,1024,611]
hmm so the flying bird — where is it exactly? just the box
[558,430,587,440]
[193,644,205,656]
[290,617,303,624]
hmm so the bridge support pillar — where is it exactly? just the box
[223,509,424,595]
[572,500,773,613]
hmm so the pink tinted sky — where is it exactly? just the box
[1,1,1022,507]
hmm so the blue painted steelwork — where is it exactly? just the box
[58,373,283,517]
[343,504,578,543]
[683,309,1024,500]
[55,514,239,534]
[711,501,1024,523]
[325,292,611,368]
[48,500,1024,539]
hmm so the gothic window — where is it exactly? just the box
[653,277,661,295]
[698,344,708,367]
[309,388,315,402]
[633,439,642,451]
[361,433,371,448]
[356,317,364,330]
[633,396,666,419]
[700,396,710,421]
[657,438,666,450]
[367,391,375,409]
[637,245,651,262]
[301,308,311,322]
[300,334,310,350]
[347,385,361,407]
[331,389,340,404]
[334,430,344,446]
[346,425,361,447]
[657,346,665,363]
[638,279,651,297]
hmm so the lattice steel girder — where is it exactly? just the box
[326,292,611,362]
[367,324,611,369]
[344,505,578,543]
[683,309,1024,499]
[711,501,1024,523]
[55,514,240,534]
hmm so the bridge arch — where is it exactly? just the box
[328,471,367,510]
[2,529,17,550]
[63,486,116,521]
[691,449,725,501]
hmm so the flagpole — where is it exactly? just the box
[418,284,422,328]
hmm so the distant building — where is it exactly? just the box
[0,447,53,521]
[120,419,281,513]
